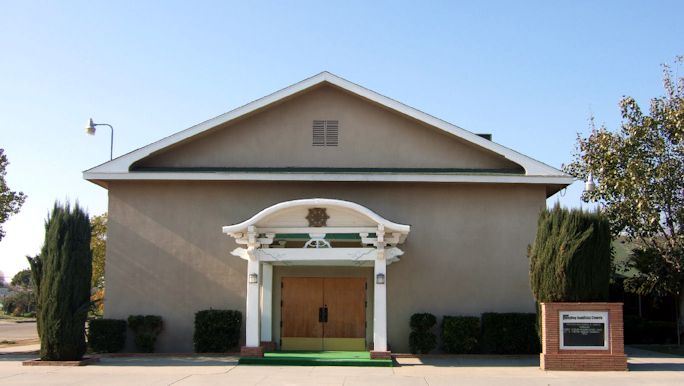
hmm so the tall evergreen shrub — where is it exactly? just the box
[529,204,611,303]
[27,202,92,361]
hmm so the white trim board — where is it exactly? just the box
[84,171,573,185]
[83,71,572,185]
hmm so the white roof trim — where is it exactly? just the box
[84,71,569,180]
[222,198,411,235]
[85,171,573,185]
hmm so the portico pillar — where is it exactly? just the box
[373,254,388,352]
[245,255,260,347]
[260,262,274,349]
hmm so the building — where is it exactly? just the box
[84,72,572,356]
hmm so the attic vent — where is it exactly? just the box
[312,120,339,146]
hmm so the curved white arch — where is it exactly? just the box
[222,198,410,235]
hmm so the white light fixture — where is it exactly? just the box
[376,273,385,285]
[85,118,96,135]
[248,273,258,284]
[85,118,115,160]
[584,173,596,193]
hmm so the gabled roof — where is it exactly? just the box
[83,71,573,190]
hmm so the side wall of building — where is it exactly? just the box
[105,181,545,352]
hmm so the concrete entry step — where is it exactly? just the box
[238,350,393,367]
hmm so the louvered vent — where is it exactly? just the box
[312,120,339,146]
[312,120,326,146]
[325,120,338,146]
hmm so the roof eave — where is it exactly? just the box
[83,170,574,186]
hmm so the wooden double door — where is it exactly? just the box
[281,277,366,351]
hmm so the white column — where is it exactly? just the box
[245,256,260,347]
[260,263,273,343]
[373,226,388,352]
[245,226,261,348]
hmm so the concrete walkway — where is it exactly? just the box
[0,348,681,385]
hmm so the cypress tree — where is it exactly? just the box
[28,202,92,361]
[529,204,611,303]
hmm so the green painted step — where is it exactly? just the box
[238,351,393,367]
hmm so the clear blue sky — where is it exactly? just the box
[0,1,682,280]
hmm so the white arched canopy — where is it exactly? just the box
[223,198,410,266]
[224,198,409,355]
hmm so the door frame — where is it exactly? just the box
[272,266,374,351]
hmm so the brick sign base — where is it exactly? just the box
[540,302,627,371]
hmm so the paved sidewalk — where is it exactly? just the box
[0,348,681,385]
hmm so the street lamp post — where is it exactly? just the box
[85,118,114,160]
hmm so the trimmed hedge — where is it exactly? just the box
[480,313,540,354]
[88,319,127,353]
[128,315,163,353]
[409,313,437,354]
[194,309,242,352]
[442,316,480,354]
[624,316,677,344]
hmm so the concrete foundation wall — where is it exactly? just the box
[105,180,544,353]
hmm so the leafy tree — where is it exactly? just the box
[28,202,92,361]
[0,270,5,287]
[2,291,36,316]
[564,57,684,340]
[90,213,107,289]
[11,268,32,288]
[0,148,26,242]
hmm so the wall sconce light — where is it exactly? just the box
[248,273,258,284]
[376,273,385,285]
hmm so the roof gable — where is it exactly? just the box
[84,72,572,190]
[131,84,524,172]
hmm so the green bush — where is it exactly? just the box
[529,205,612,303]
[480,313,540,354]
[1,291,36,316]
[409,331,437,354]
[193,309,242,352]
[410,313,437,331]
[28,202,92,361]
[409,313,437,354]
[128,315,163,353]
[442,316,480,354]
[624,316,677,344]
[88,319,127,353]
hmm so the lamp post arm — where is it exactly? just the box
[95,123,114,160]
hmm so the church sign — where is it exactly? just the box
[559,311,608,350]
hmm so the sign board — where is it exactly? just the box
[559,311,609,350]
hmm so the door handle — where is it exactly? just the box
[319,307,324,323]
[322,305,328,323]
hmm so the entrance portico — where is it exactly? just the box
[223,198,410,358]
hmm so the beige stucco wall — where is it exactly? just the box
[105,180,545,353]
[135,84,522,171]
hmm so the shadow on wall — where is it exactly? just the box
[107,211,248,352]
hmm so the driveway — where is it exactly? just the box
[0,348,682,385]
